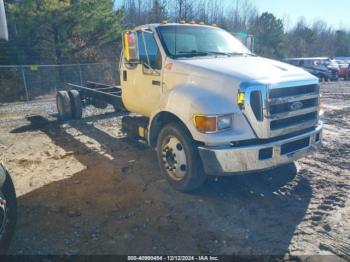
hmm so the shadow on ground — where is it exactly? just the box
[8,114,312,255]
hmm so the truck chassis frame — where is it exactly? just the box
[66,81,125,111]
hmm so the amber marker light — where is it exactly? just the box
[194,115,217,133]
[237,91,245,108]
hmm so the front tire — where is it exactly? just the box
[157,123,206,192]
[0,165,17,253]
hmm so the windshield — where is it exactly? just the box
[157,25,252,59]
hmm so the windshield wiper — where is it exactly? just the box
[176,50,257,58]
[226,52,257,57]
[180,51,234,56]
[206,51,257,57]
[177,51,236,58]
[206,51,232,56]
[177,51,210,57]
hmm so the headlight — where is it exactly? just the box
[217,115,232,130]
[194,114,232,133]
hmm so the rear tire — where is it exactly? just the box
[157,123,206,192]
[56,91,72,120]
[0,165,17,253]
[68,90,83,119]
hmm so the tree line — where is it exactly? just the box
[122,0,350,59]
[1,0,350,66]
[1,0,124,65]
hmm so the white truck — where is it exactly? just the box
[57,22,323,192]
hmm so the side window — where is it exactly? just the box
[137,31,162,70]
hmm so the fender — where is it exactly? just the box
[148,84,256,147]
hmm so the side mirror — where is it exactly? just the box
[0,0,8,41]
[123,30,139,63]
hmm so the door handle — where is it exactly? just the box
[123,70,127,81]
[152,80,161,86]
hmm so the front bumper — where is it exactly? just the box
[198,122,323,175]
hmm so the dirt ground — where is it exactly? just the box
[0,82,349,258]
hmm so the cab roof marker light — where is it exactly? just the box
[199,21,205,25]
[179,20,186,24]
[190,20,196,25]
[160,19,168,24]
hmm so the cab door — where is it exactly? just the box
[121,29,163,117]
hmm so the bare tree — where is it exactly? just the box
[119,0,350,58]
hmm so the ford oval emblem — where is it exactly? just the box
[290,101,303,111]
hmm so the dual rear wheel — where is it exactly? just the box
[56,90,82,120]
[56,90,122,120]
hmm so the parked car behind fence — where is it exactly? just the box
[284,57,339,82]
[337,62,350,80]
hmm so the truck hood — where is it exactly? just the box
[178,56,315,83]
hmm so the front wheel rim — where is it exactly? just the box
[161,136,187,181]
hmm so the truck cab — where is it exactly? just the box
[118,22,323,191]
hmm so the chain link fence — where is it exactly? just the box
[0,63,120,103]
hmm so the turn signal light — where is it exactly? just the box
[194,115,216,133]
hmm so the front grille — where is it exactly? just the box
[281,137,310,155]
[269,84,319,98]
[242,82,320,139]
[270,98,318,115]
[268,84,319,133]
[270,112,317,130]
